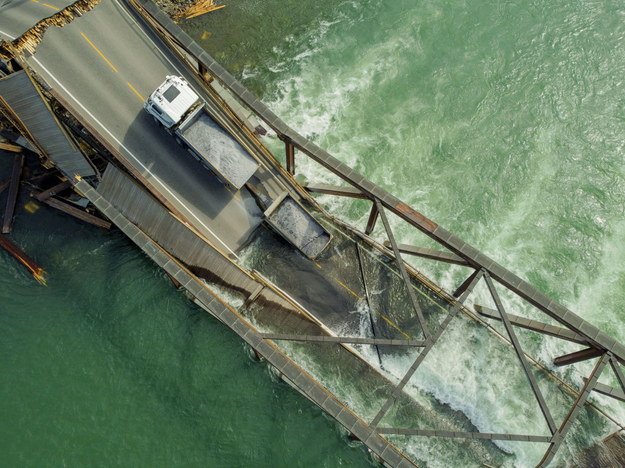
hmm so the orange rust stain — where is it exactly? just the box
[395,202,438,232]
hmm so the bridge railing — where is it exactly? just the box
[126,1,625,464]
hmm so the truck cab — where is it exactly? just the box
[144,75,200,129]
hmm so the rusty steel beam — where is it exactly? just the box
[453,268,481,299]
[370,269,484,428]
[475,305,588,345]
[0,234,45,284]
[2,152,23,234]
[375,428,551,443]
[484,272,557,435]
[43,197,111,229]
[376,199,429,339]
[609,355,625,393]
[285,139,295,175]
[537,354,608,467]
[553,347,603,367]
[384,242,470,266]
[364,201,379,235]
[303,182,367,199]
[262,333,426,347]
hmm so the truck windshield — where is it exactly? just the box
[163,85,181,103]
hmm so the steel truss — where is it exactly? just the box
[98,2,625,465]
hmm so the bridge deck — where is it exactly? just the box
[1,0,624,466]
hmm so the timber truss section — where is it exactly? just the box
[130,1,625,465]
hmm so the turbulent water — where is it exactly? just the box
[3,0,625,466]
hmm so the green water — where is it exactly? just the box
[3,0,625,466]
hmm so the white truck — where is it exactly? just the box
[145,76,332,259]
[144,75,259,190]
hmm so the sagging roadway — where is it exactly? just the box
[5,0,406,341]
[3,1,625,467]
[5,0,263,255]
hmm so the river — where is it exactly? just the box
[2,0,625,466]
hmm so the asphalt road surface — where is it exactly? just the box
[0,0,76,41]
[2,0,429,340]
[22,0,263,254]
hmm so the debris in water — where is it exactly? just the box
[0,234,46,285]
[175,0,225,20]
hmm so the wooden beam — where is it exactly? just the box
[303,182,367,199]
[0,234,46,284]
[43,197,111,229]
[2,153,23,234]
[475,305,588,345]
[384,242,469,266]
[34,179,72,202]
[0,141,22,152]
[553,347,603,367]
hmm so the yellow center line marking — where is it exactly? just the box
[41,2,59,10]
[314,262,323,269]
[80,32,118,73]
[377,313,412,338]
[335,279,360,299]
[126,82,145,102]
[331,275,412,336]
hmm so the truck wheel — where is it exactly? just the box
[153,116,162,127]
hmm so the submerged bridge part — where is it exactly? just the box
[0,0,624,466]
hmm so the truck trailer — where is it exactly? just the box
[144,75,259,190]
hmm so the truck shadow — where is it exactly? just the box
[121,112,263,251]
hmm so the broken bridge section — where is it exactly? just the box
[1,0,623,465]
[0,70,95,178]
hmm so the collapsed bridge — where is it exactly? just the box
[0,0,624,466]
